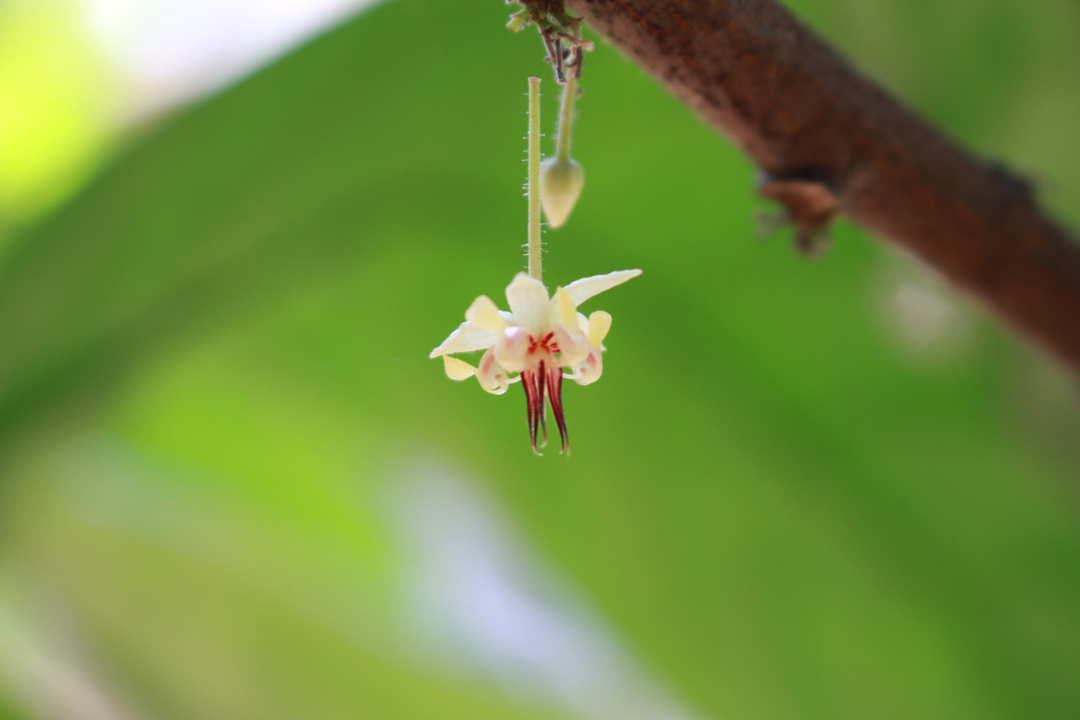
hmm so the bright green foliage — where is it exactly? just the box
[0,0,118,225]
[0,1,1078,720]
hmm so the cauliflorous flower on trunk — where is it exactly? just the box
[431,269,641,454]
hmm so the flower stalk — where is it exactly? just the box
[555,74,576,164]
[528,77,543,281]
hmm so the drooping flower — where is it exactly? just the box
[431,269,641,454]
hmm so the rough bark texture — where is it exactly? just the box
[563,0,1080,373]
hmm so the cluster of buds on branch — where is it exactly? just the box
[506,0,593,85]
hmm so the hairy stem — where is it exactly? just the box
[528,76,543,281]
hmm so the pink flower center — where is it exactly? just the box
[527,331,560,360]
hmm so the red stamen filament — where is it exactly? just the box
[522,356,570,455]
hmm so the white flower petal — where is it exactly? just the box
[548,287,579,331]
[505,273,550,332]
[587,310,612,347]
[563,269,642,308]
[477,348,511,395]
[443,356,477,381]
[552,325,590,368]
[494,326,531,373]
[571,347,604,385]
[576,311,590,336]
[429,321,498,358]
[466,295,506,332]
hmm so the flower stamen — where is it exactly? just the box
[546,362,569,454]
[537,359,548,450]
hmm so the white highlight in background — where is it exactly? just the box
[392,463,703,720]
[78,0,381,119]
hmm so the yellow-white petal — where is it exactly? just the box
[430,321,499,358]
[476,348,511,395]
[493,326,531,373]
[466,295,506,333]
[587,310,612,347]
[570,347,604,385]
[548,287,579,331]
[576,311,591,337]
[563,269,642,308]
[443,356,477,381]
[551,325,591,368]
[505,273,550,332]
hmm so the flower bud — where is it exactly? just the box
[539,156,584,229]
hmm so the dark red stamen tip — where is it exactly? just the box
[546,363,570,454]
[537,359,548,449]
[522,367,541,454]
[522,359,569,455]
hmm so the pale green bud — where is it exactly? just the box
[539,156,584,229]
[506,13,526,32]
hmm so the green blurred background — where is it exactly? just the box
[0,0,1078,718]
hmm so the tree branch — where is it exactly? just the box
[562,0,1080,373]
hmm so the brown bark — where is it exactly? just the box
[561,0,1080,373]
